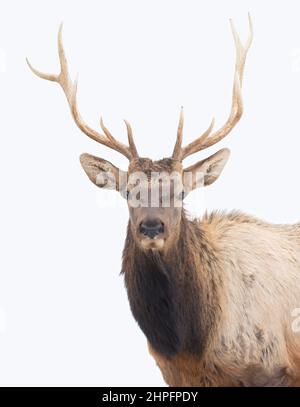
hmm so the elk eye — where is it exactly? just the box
[126,190,130,200]
[180,190,185,200]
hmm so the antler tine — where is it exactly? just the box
[99,116,122,146]
[124,120,138,158]
[180,118,215,159]
[230,12,253,87]
[172,107,184,160]
[175,14,253,161]
[27,24,137,160]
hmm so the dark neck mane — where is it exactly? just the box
[121,213,219,358]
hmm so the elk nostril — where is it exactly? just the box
[139,223,147,235]
[158,222,164,234]
[139,220,164,239]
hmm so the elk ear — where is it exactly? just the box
[183,148,230,191]
[80,153,127,192]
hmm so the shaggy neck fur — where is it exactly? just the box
[121,212,220,359]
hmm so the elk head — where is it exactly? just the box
[27,15,253,252]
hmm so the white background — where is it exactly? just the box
[1,0,300,386]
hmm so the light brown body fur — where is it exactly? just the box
[148,211,300,386]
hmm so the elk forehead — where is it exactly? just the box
[127,157,184,208]
[128,157,183,176]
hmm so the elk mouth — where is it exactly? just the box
[140,236,165,251]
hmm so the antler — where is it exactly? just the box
[27,24,138,160]
[172,14,253,161]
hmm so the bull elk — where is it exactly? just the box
[27,15,300,387]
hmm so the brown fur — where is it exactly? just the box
[122,209,300,386]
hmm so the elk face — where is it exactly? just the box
[27,16,252,252]
[125,153,232,251]
[126,158,184,251]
